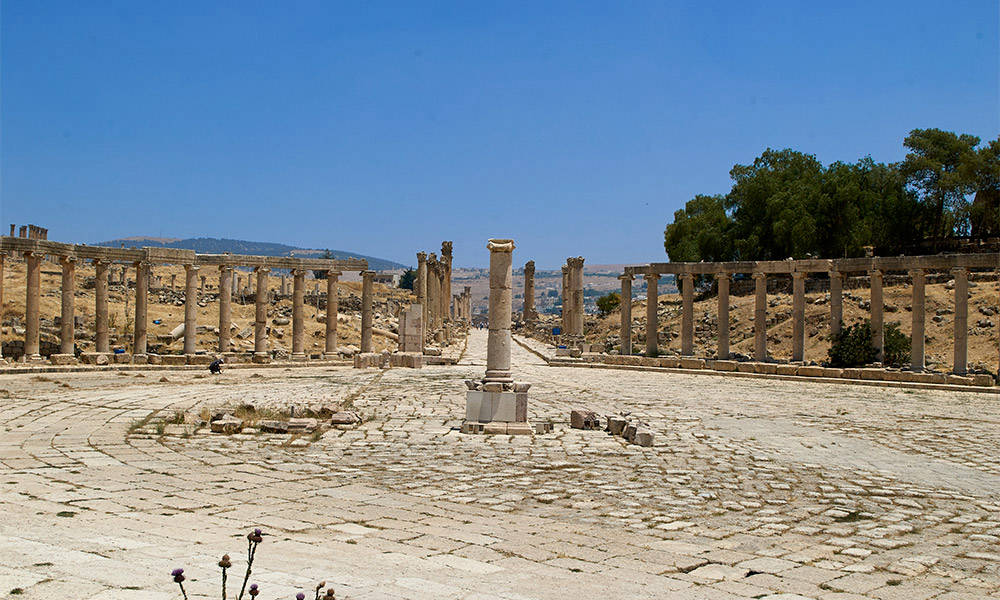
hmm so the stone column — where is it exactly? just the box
[183,264,198,357]
[170,273,176,291]
[870,268,884,362]
[94,259,110,353]
[200,275,206,293]
[568,257,585,343]
[416,252,428,335]
[291,269,305,359]
[953,267,968,374]
[680,273,694,356]
[59,256,76,355]
[717,272,730,359]
[253,267,269,361]
[465,286,472,323]
[485,239,515,382]
[560,265,569,336]
[0,252,5,359]
[24,251,41,361]
[280,275,287,296]
[791,271,806,362]
[218,266,233,353]
[442,241,453,320]
[361,270,374,353]
[829,270,843,336]
[753,272,767,361]
[427,253,438,330]
[644,270,658,356]
[523,260,536,323]
[909,269,925,370]
[134,261,148,356]
[325,270,340,355]
[619,274,632,355]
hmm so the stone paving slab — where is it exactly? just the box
[0,330,999,598]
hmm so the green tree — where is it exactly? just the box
[398,268,416,290]
[967,137,1000,238]
[664,194,733,262]
[595,292,621,317]
[313,249,334,279]
[899,128,980,240]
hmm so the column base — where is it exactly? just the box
[49,353,78,365]
[252,352,271,364]
[290,353,308,361]
[24,353,46,364]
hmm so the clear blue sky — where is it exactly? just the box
[2,1,997,269]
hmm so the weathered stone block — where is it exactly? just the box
[776,364,798,376]
[633,430,654,447]
[113,352,132,364]
[80,352,110,365]
[259,420,289,433]
[570,409,600,430]
[710,360,738,372]
[161,355,186,366]
[330,411,360,425]
[607,417,627,436]
[736,362,757,373]
[210,418,243,434]
[754,363,777,374]
[840,368,862,379]
[973,374,995,387]
[796,366,825,377]
[287,417,318,433]
[49,353,77,365]
[678,358,704,369]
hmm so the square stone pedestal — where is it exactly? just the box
[462,390,535,435]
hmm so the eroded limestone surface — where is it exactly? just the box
[0,330,999,599]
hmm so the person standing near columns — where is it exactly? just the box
[791,271,806,362]
[218,265,233,353]
[680,272,694,356]
[94,259,110,354]
[952,266,968,374]
[829,269,843,336]
[717,271,730,359]
[325,270,340,356]
[291,268,305,359]
[361,270,374,353]
[183,264,199,358]
[870,268,884,362]
[523,260,536,323]
[253,266,269,362]
[59,255,76,356]
[134,261,149,356]
[909,268,925,370]
[644,269,658,356]
[619,273,632,355]
[753,272,767,361]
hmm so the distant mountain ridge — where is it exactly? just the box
[94,236,407,271]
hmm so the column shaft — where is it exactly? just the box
[218,266,233,352]
[183,265,198,356]
[0,252,5,359]
[361,270,374,353]
[870,269,884,362]
[254,267,269,357]
[292,269,305,357]
[791,272,806,361]
[24,252,41,359]
[753,272,767,361]
[619,275,632,355]
[953,267,968,374]
[717,272,730,359]
[485,239,515,382]
[134,262,148,355]
[325,271,340,354]
[829,271,843,336]
[524,261,536,323]
[417,253,428,338]
[910,269,925,370]
[59,257,76,355]
[680,273,694,356]
[94,260,109,353]
[645,272,658,356]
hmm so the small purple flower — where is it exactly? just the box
[254,528,262,536]
[249,583,260,597]
[171,568,185,583]
[296,593,305,600]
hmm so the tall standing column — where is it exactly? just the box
[909,268,925,370]
[427,254,438,330]
[59,256,76,355]
[952,267,968,374]
[717,271,730,359]
[569,257,585,342]
[361,270,374,353]
[680,273,694,356]
[291,269,305,359]
[523,260,536,323]
[325,270,340,355]
[417,252,428,337]
[829,270,843,336]
[134,261,149,356]
[485,239,515,382]
[24,251,41,360]
[183,264,199,357]
[442,241,453,321]
[560,265,569,336]
[645,270,658,356]
[791,271,806,361]
[870,268,884,362]
[0,251,5,359]
[753,272,767,361]
[253,267,269,361]
[94,259,110,353]
[619,274,632,355]
[218,266,233,353]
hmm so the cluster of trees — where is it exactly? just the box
[664,129,1000,261]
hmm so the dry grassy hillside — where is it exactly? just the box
[0,258,415,356]
[543,277,1000,373]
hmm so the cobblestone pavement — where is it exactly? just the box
[1,330,1000,599]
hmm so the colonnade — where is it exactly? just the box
[0,237,366,364]
[619,254,999,374]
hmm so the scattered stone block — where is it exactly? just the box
[49,353,77,365]
[258,420,289,434]
[570,410,600,430]
[287,418,318,433]
[607,416,627,436]
[633,430,654,447]
[80,352,110,365]
[210,418,243,434]
[329,412,360,425]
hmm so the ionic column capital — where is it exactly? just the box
[792,271,807,280]
[326,270,341,279]
[567,256,584,268]
[752,271,767,280]
[618,273,633,282]
[643,270,658,282]
[951,266,968,275]
[184,264,199,273]
[486,239,515,253]
[255,266,271,275]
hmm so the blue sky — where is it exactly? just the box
[2,1,997,268]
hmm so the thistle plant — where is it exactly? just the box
[168,528,335,599]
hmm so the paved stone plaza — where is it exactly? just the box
[1,330,1000,599]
